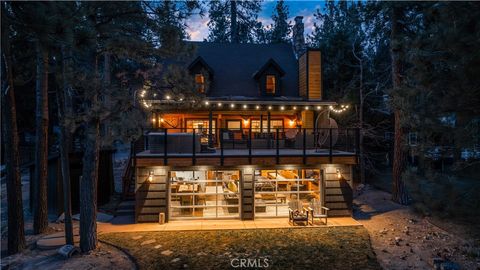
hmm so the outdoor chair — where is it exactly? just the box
[307,198,329,225]
[288,200,309,226]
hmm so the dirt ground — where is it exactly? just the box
[354,185,480,270]
[0,240,135,270]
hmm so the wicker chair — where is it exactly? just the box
[288,200,309,226]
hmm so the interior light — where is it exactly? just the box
[289,119,295,126]
[336,169,342,179]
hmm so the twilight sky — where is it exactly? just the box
[186,1,326,41]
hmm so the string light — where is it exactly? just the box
[293,106,297,110]
[305,106,309,110]
[280,106,285,110]
[243,104,247,109]
[230,104,235,108]
[205,101,209,106]
[329,104,350,113]
[217,103,222,107]
[256,105,260,110]
[268,106,272,110]
[165,95,171,100]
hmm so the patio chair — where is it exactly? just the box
[288,200,309,226]
[307,199,329,225]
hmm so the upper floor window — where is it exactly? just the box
[195,74,205,93]
[266,75,276,94]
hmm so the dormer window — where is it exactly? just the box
[253,58,285,97]
[195,74,205,93]
[266,75,276,94]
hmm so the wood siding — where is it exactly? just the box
[308,50,322,100]
[299,53,307,98]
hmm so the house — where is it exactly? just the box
[129,17,358,223]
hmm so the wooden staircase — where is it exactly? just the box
[115,154,135,216]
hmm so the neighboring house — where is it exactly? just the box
[128,17,358,223]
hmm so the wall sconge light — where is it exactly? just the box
[243,118,250,126]
[152,117,156,123]
[336,168,342,179]
[289,119,295,127]
[148,171,154,182]
[160,118,164,123]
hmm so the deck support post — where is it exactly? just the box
[329,128,333,163]
[192,129,196,165]
[267,111,271,148]
[303,128,306,164]
[220,128,224,166]
[208,109,213,148]
[248,124,252,164]
[276,128,279,164]
[164,129,168,165]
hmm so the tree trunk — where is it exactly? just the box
[230,0,238,43]
[80,56,100,252]
[390,5,409,205]
[57,45,74,245]
[2,30,26,254]
[33,41,49,234]
[79,119,100,252]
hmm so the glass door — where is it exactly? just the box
[169,170,241,219]
[254,169,323,217]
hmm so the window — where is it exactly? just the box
[186,119,215,133]
[227,120,242,130]
[195,74,205,93]
[266,75,276,94]
[251,120,284,132]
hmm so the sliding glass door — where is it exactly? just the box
[254,169,323,217]
[169,170,241,219]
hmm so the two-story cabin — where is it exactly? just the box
[129,17,358,223]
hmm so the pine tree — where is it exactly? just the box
[207,0,262,43]
[269,0,291,44]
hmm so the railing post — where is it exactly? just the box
[329,128,333,163]
[303,128,306,164]
[248,125,252,164]
[276,128,279,164]
[164,129,168,165]
[192,128,196,165]
[220,128,224,166]
[355,128,360,155]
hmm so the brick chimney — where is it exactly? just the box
[292,16,306,59]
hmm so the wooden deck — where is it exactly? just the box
[135,148,357,166]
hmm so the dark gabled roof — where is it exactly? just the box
[187,42,299,98]
[252,58,286,80]
[187,56,214,75]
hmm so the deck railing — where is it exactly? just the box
[132,127,359,165]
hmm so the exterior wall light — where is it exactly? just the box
[148,171,154,182]
[336,168,342,179]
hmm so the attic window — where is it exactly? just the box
[195,74,205,93]
[266,75,276,94]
